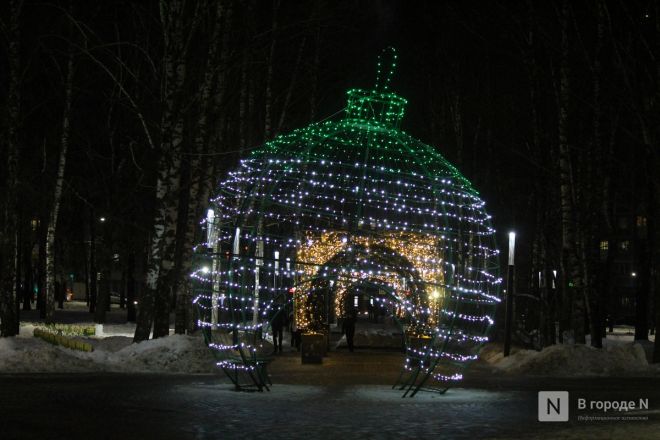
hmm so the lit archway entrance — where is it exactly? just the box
[293,234,430,330]
[290,233,460,396]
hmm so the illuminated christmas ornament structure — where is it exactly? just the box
[193,48,501,395]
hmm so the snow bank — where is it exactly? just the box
[101,334,216,373]
[0,337,98,373]
[0,334,216,374]
[485,343,650,376]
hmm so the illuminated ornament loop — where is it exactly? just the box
[193,48,502,395]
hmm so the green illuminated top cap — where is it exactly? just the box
[344,47,408,129]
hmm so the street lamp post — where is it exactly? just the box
[503,231,516,357]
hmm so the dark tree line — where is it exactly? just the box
[0,0,658,361]
[379,1,659,353]
[0,0,355,338]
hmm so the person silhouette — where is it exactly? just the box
[289,309,301,351]
[271,306,286,354]
[342,308,357,352]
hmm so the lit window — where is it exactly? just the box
[620,241,630,251]
[636,216,647,227]
[599,240,608,250]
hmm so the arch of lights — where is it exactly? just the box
[192,48,501,395]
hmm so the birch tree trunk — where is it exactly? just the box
[568,0,605,348]
[239,51,248,152]
[0,0,22,336]
[557,0,586,344]
[126,251,136,322]
[634,2,660,343]
[37,214,46,316]
[135,0,189,341]
[587,1,605,348]
[524,2,553,346]
[44,39,75,324]
[14,219,22,323]
[652,170,659,359]
[604,0,659,348]
[449,86,463,169]
[247,70,256,148]
[173,0,230,334]
[21,232,32,312]
[309,0,322,122]
[634,124,655,341]
[276,36,306,136]
[598,103,620,342]
[88,206,98,313]
[652,0,660,363]
[263,0,280,141]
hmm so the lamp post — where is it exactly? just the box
[503,231,516,357]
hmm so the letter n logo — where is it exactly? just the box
[538,391,569,422]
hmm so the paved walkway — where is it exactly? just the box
[1,373,659,439]
[269,349,405,386]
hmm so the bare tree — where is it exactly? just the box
[523,0,555,348]
[0,0,22,336]
[44,41,75,323]
[263,0,280,141]
[309,0,322,122]
[557,0,587,344]
[604,1,659,347]
[172,0,232,334]
[585,0,606,348]
[570,0,607,348]
[276,36,306,136]
[653,0,660,362]
[135,0,197,341]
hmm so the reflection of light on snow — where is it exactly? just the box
[350,386,510,402]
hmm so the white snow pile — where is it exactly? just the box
[482,343,652,376]
[0,334,217,374]
[0,337,99,373]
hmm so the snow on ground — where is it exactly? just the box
[335,328,404,349]
[478,326,660,377]
[333,320,403,349]
[482,342,655,376]
[0,331,216,374]
[3,315,659,377]
[3,303,218,374]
